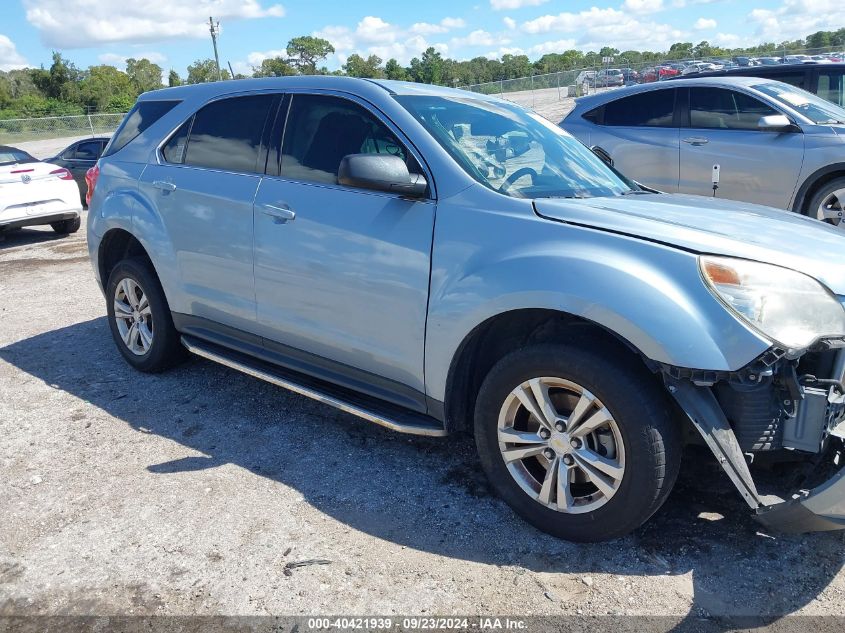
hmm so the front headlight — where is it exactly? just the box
[700,256,845,353]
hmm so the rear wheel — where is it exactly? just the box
[50,216,81,234]
[474,341,681,542]
[808,176,845,230]
[105,258,186,372]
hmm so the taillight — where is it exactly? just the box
[50,167,74,180]
[85,164,100,206]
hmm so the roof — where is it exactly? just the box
[139,75,497,103]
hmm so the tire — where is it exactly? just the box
[474,341,681,542]
[806,176,845,229]
[105,257,186,372]
[50,216,81,234]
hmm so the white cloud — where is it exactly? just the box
[622,0,665,14]
[98,51,167,69]
[503,17,517,30]
[0,34,29,71]
[451,30,498,48]
[714,33,742,47]
[24,0,285,48]
[749,0,844,43]
[519,6,685,51]
[694,18,717,30]
[490,0,548,10]
[528,39,578,55]
[409,17,466,35]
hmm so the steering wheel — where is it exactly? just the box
[498,167,538,194]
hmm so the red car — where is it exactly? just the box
[642,65,681,82]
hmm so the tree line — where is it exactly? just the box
[2,28,844,120]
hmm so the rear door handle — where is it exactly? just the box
[152,180,176,192]
[682,137,709,146]
[261,203,296,223]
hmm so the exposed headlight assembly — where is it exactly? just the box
[700,256,845,354]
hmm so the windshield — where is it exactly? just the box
[395,95,634,199]
[0,148,37,166]
[753,82,845,124]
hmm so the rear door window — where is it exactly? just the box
[689,88,777,130]
[183,95,276,173]
[818,70,845,107]
[74,141,101,160]
[601,89,676,127]
[105,100,180,156]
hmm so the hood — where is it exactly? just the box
[534,193,845,295]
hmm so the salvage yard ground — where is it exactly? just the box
[1,213,845,626]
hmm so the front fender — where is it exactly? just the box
[425,201,770,402]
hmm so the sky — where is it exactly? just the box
[0,0,843,76]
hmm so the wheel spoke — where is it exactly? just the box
[113,300,133,320]
[137,294,149,313]
[556,461,574,511]
[122,322,137,347]
[502,444,547,463]
[538,456,558,505]
[121,279,139,309]
[572,452,618,497]
[569,407,612,438]
[574,446,624,480]
[566,389,596,429]
[512,382,553,430]
[529,378,558,428]
[498,427,546,445]
[137,323,153,351]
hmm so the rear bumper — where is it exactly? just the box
[0,210,79,231]
[756,467,845,533]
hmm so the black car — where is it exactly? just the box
[670,62,845,107]
[46,137,109,204]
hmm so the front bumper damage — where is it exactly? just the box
[664,348,845,534]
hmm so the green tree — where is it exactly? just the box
[667,42,694,59]
[125,58,163,95]
[186,59,230,84]
[383,58,408,80]
[168,69,181,87]
[286,36,335,74]
[343,54,383,78]
[79,65,133,112]
[409,47,444,84]
[252,57,297,77]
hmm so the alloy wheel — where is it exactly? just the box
[497,377,626,514]
[816,187,845,228]
[113,278,154,356]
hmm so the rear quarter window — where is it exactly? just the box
[104,100,180,157]
[601,89,676,127]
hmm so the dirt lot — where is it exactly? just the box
[1,215,845,628]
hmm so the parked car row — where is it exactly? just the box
[82,75,845,544]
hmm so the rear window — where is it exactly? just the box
[0,148,37,166]
[104,100,180,157]
[601,89,676,127]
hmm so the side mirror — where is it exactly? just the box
[338,154,428,198]
[758,114,797,132]
[590,145,614,167]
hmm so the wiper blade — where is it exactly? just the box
[620,190,652,195]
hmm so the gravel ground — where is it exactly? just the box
[0,137,844,629]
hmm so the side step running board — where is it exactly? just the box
[181,336,448,437]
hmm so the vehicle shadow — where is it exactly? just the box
[0,227,67,247]
[2,317,843,626]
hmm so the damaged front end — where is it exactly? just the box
[664,343,845,533]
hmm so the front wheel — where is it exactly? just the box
[474,342,681,542]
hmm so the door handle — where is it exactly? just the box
[152,180,176,192]
[261,203,296,223]
[682,137,709,146]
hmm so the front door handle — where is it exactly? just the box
[152,180,176,192]
[682,137,709,146]
[261,203,296,223]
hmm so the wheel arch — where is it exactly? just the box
[441,308,656,434]
[97,228,153,292]
[792,163,845,214]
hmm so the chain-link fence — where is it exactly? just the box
[0,113,126,145]
[461,45,845,119]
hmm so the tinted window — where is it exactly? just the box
[280,95,408,185]
[818,70,845,107]
[0,147,36,166]
[184,95,275,173]
[689,88,777,130]
[763,71,806,90]
[105,100,179,156]
[602,90,675,127]
[74,141,101,159]
[161,118,192,164]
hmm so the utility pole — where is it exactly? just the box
[208,17,222,81]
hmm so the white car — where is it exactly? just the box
[0,145,82,236]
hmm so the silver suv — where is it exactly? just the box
[88,77,845,541]
[562,77,845,226]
